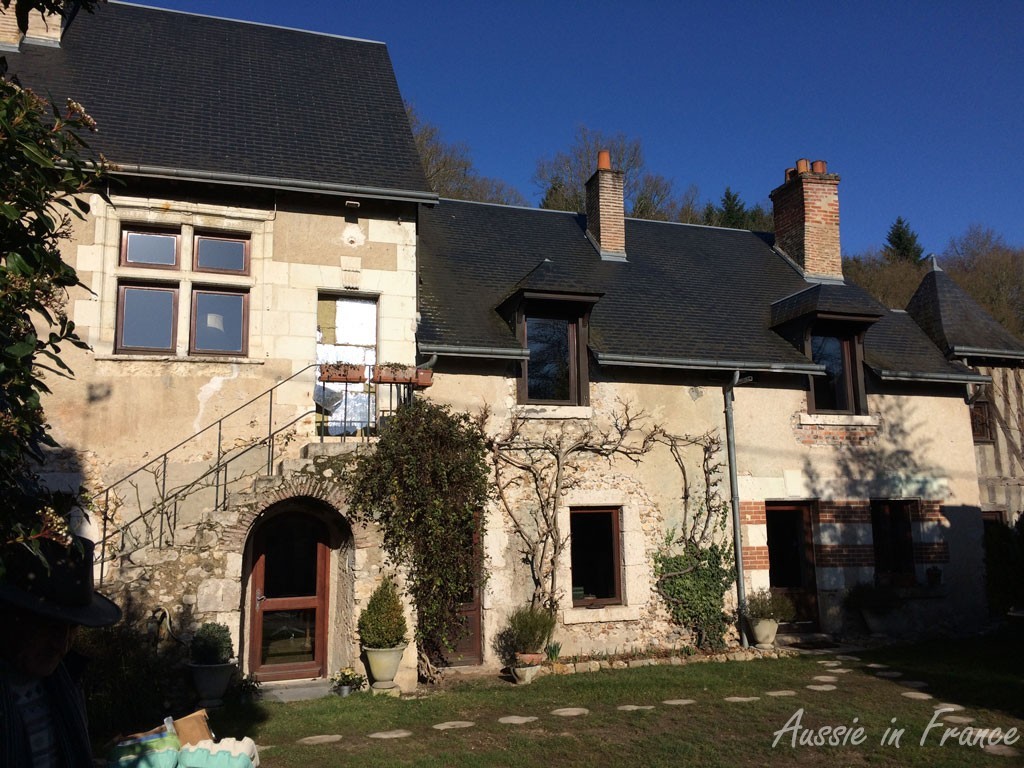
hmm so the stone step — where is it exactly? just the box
[260,678,333,702]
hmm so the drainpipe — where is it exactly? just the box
[418,353,438,370]
[724,371,752,648]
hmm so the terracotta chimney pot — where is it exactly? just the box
[597,150,612,171]
[811,160,827,174]
[795,158,811,174]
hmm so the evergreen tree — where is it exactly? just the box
[883,217,925,264]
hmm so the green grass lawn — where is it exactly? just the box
[209,628,1023,767]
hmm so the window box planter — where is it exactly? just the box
[319,363,365,383]
[370,365,433,387]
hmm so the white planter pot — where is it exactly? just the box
[364,645,406,688]
[749,617,780,647]
[511,665,541,685]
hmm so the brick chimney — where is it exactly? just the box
[1,9,63,50]
[769,158,842,279]
[585,150,627,261]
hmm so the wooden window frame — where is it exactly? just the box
[805,324,867,415]
[189,288,250,356]
[516,301,591,406]
[193,232,251,276]
[120,228,181,270]
[115,282,179,354]
[870,499,917,587]
[970,398,995,444]
[569,507,622,608]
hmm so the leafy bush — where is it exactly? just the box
[656,539,735,651]
[745,588,796,621]
[492,605,556,666]
[190,622,234,664]
[844,582,900,615]
[330,666,367,691]
[358,577,408,648]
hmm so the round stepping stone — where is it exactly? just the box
[866,663,888,669]
[935,703,965,712]
[812,675,838,682]
[901,691,933,700]
[724,696,759,702]
[983,744,1021,757]
[499,716,538,725]
[818,661,842,667]
[806,684,837,691]
[297,735,341,745]
[832,668,853,674]
[900,680,928,689]
[618,705,655,711]
[765,690,797,697]
[551,707,589,717]
[942,715,975,724]
[662,699,696,706]
[433,721,474,730]
[368,730,413,740]
[875,670,903,678]
[835,655,860,661]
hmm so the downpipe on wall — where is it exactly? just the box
[724,370,753,648]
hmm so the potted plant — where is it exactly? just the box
[319,362,365,383]
[329,666,366,697]
[358,577,408,690]
[371,362,417,385]
[187,622,236,707]
[744,588,796,647]
[844,582,901,634]
[494,604,556,684]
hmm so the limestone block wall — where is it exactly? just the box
[426,370,733,661]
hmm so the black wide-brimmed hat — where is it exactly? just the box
[0,537,122,627]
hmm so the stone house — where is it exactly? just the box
[7,3,1006,688]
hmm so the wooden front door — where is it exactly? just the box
[765,503,819,629]
[449,518,483,665]
[249,513,329,681]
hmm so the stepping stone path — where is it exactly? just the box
[983,744,1022,758]
[875,670,903,678]
[765,690,797,697]
[368,730,413,740]
[901,691,933,700]
[812,675,838,682]
[866,663,889,669]
[831,668,853,674]
[297,735,342,745]
[724,696,760,702]
[618,705,655,711]
[499,716,538,725]
[942,715,975,724]
[835,655,860,661]
[662,699,696,706]
[550,707,589,717]
[818,661,842,668]
[806,685,837,691]
[936,703,965,712]
[432,721,474,730]
[900,680,928,689]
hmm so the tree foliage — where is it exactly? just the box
[1,0,102,33]
[1,54,106,559]
[883,216,924,264]
[407,102,526,206]
[345,399,490,673]
[701,186,773,231]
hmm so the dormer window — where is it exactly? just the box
[807,324,866,414]
[513,295,595,406]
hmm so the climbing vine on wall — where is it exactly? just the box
[345,398,490,679]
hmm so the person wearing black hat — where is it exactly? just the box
[0,536,122,768]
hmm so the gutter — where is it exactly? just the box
[417,344,529,360]
[873,369,991,384]
[723,371,751,648]
[596,352,824,376]
[112,164,438,205]
[949,345,1024,362]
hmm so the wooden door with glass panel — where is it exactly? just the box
[249,513,329,681]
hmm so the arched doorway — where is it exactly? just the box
[247,503,336,681]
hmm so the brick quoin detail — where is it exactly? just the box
[793,420,879,447]
[816,544,875,567]
[742,545,770,569]
[739,500,766,525]
[221,475,370,550]
[914,542,950,564]
[913,501,944,521]
[817,500,871,523]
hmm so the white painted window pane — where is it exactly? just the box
[335,298,376,347]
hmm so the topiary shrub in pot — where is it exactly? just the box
[358,577,408,690]
[844,582,901,635]
[188,622,236,708]
[744,588,796,647]
[493,604,556,684]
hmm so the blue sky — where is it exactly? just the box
[136,1,1023,256]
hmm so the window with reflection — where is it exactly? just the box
[570,507,622,607]
[806,324,865,415]
[517,300,590,406]
[116,227,251,356]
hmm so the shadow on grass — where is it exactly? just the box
[859,625,1023,718]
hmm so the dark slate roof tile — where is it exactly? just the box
[9,2,431,198]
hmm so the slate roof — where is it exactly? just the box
[9,2,432,201]
[771,282,886,328]
[418,199,983,382]
[906,262,1024,361]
